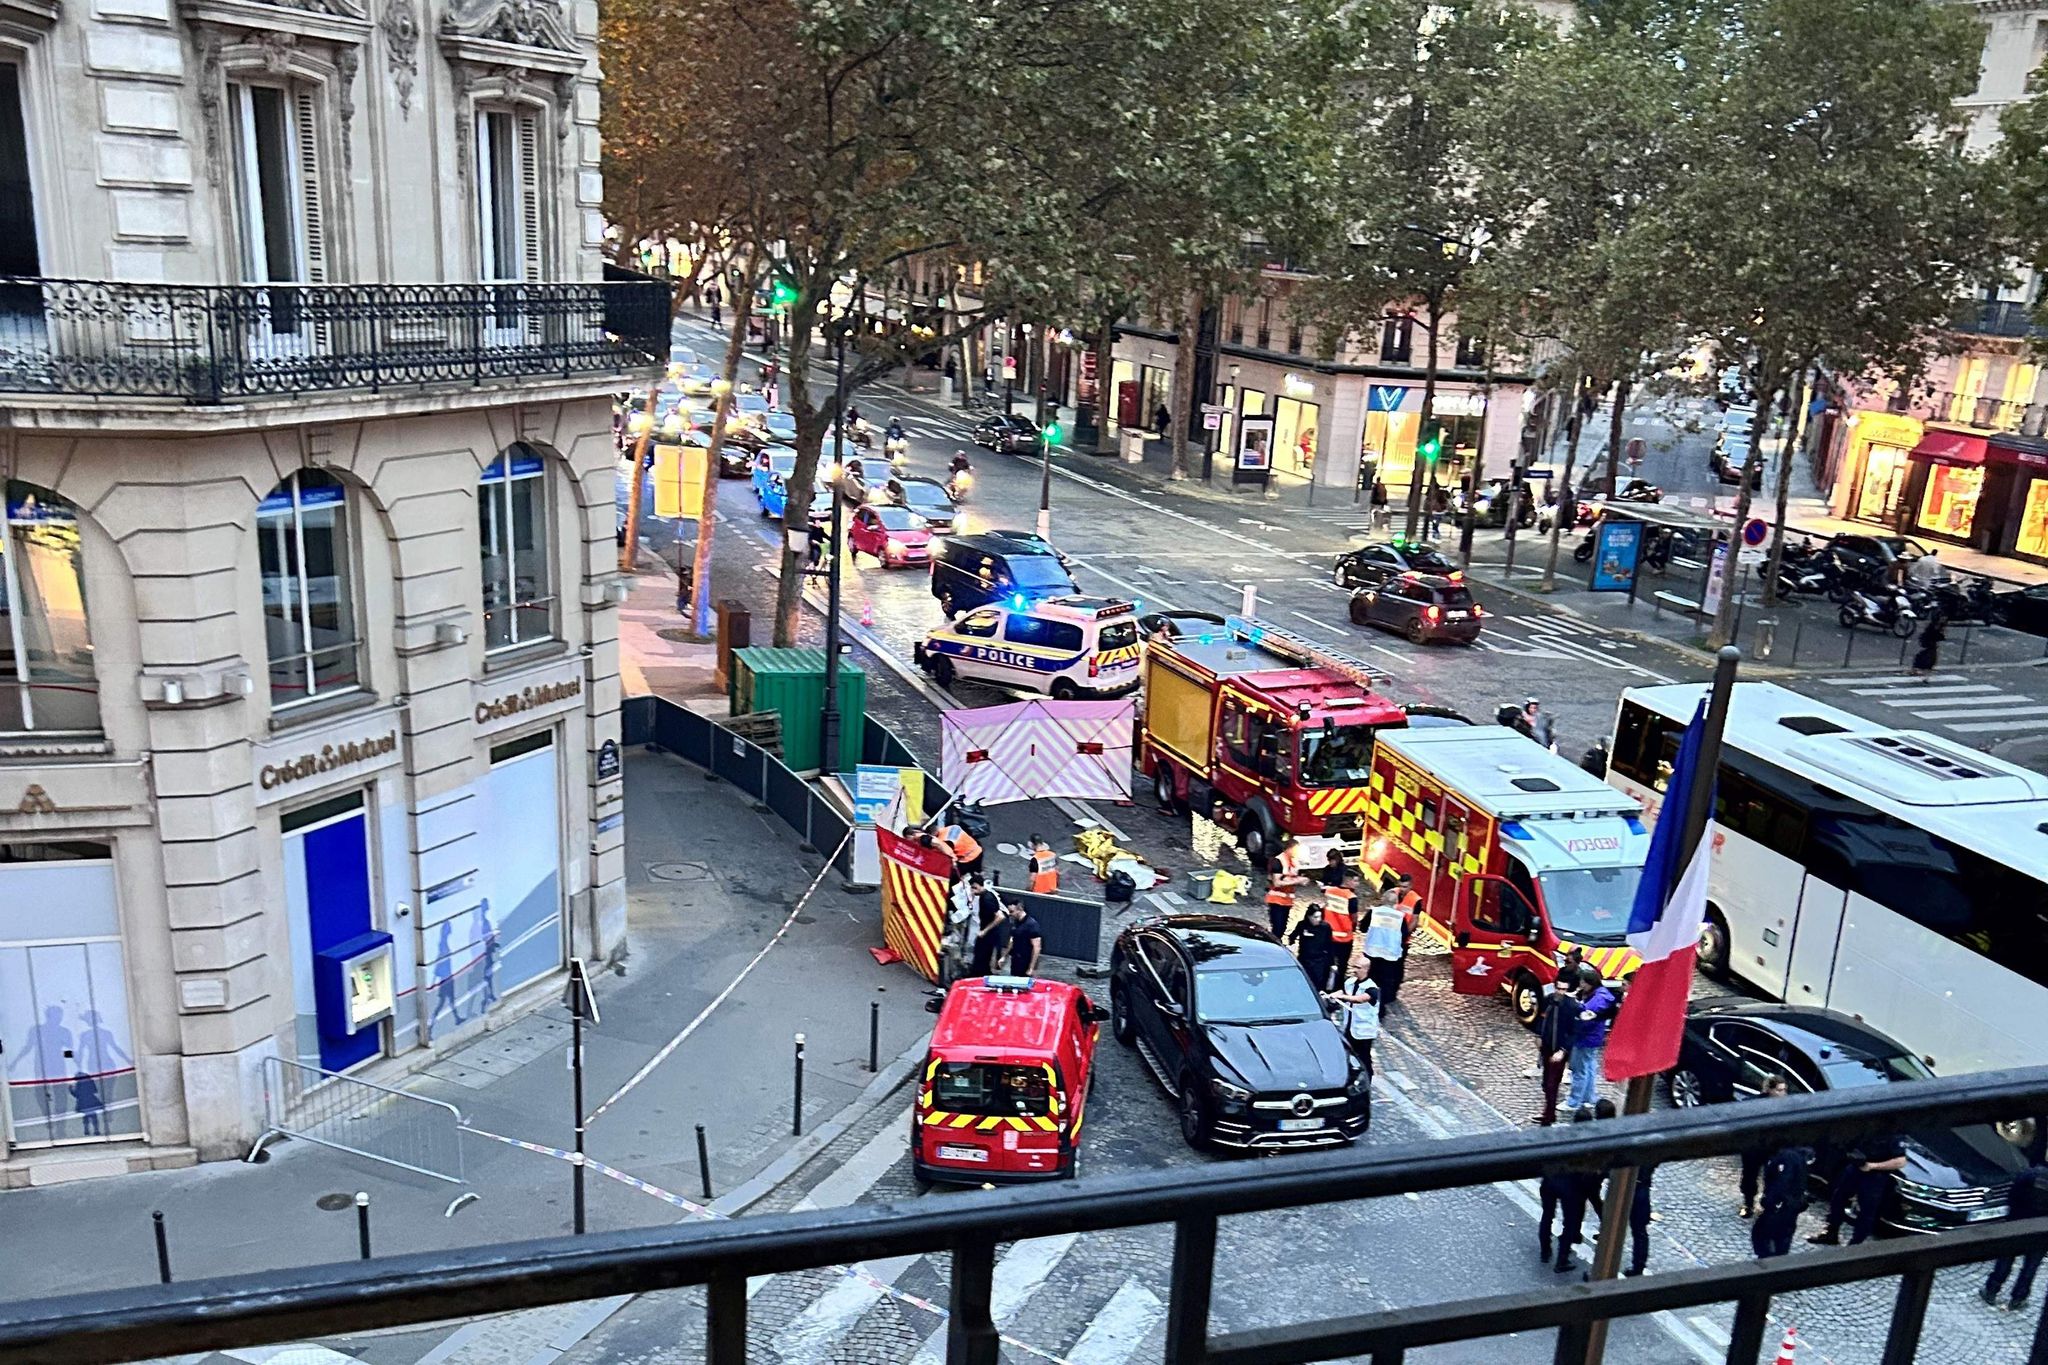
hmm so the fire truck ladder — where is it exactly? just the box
[1224,615,1389,688]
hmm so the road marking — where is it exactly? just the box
[1819,673,1964,687]
[792,1121,908,1213]
[771,1253,923,1363]
[1065,1280,1167,1364]
[1916,704,2048,720]
[1871,693,2028,709]
[1848,682,2000,698]
[908,1234,1084,1365]
[1289,610,1344,634]
[1069,556,1179,610]
[1944,717,2048,733]
[1688,1315,1732,1348]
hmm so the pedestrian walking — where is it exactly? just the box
[1529,974,1576,1126]
[1565,963,1617,1112]
[1738,1075,1791,1217]
[1426,483,1450,540]
[1807,1131,1907,1247]
[1330,954,1380,1080]
[1370,478,1390,531]
[1153,402,1172,436]
[1027,835,1059,894]
[1545,1106,1605,1273]
[1004,901,1044,977]
[1911,609,1947,678]
[1288,906,1338,994]
[1751,1141,1814,1260]
[1362,884,1410,1006]
[710,291,723,328]
[1981,1162,2047,1311]
[967,876,1010,978]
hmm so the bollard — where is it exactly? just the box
[793,1032,806,1136]
[1843,624,1855,668]
[868,999,881,1073]
[696,1123,714,1200]
[152,1210,172,1284]
[355,1192,371,1260]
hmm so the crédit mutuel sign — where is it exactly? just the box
[474,678,581,725]
[257,732,399,792]
[473,657,585,737]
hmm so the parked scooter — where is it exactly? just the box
[1839,585,1919,638]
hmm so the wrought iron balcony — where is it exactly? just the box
[0,277,671,405]
[1929,389,2048,437]
[4,1066,2044,1365]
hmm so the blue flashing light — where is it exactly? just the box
[1624,816,1646,835]
[1500,820,1534,841]
[1011,594,1027,610]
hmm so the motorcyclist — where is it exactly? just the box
[1579,738,1609,778]
[886,416,906,443]
[1524,698,1556,750]
[949,451,973,477]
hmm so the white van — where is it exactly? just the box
[916,596,1143,698]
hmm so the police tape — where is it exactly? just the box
[582,827,855,1127]
[460,1123,1079,1364]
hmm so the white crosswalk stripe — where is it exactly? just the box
[1810,672,2048,734]
[907,1234,1081,1365]
[1064,1281,1166,1364]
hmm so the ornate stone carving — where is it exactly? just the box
[262,0,366,18]
[253,27,297,72]
[379,0,420,115]
[450,62,477,178]
[441,0,572,52]
[196,29,226,176]
[336,45,358,173]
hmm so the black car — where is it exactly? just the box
[971,413,1041,454]
[716,434,759,478]
[1668,1000,2026,1234]
[1333,540,1457,590]
[1109,915,1370,1151]
[883,475,958,534]
[1994,582,2048,637]
[1348,574,1483,645]
[1825,532,1928,584]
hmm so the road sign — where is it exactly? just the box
[1002,356,1017,380]
[1625,437,1645,467]
[1202,411,1222,430]
[1742,517,1768,547]
[1200,403,1227,416]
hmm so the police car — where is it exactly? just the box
[915,596,1143,699]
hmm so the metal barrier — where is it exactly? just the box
[246,1058,475,1214]
[1002,888,1105,966]
[18,1067,2047,1365]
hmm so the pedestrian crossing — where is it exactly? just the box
[1815,673,2048,735]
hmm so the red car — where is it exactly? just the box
[848,504,931,567]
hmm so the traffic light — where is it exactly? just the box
[769,277,797,311]
[1043,420,1063,446]
[1418,423,1443,465]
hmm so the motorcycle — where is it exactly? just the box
[885,432,910,472]
[945,456,974,501]
[849,417,878,450]
[1839,586,1918,638]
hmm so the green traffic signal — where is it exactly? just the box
[769,278,797,309]
[1419,424,1443,464]
[1043,421,1062,444]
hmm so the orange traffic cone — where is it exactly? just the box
[1773,1326,1797,1364]
[859,601,875,628]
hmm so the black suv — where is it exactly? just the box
[1109,915,1369,1151]
[1349,574,1483,645]
[1332,540,1456,590]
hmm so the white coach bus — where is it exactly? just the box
[1607,682,2048,1075]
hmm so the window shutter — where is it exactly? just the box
[516,111,541,284]
[292,88,326,285]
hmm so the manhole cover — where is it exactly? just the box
[647,862,710,882]
[316,1192,355,1211]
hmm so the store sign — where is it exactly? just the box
[474,658,586,736]
[252,709,404,804]
[1282,372,1315,398]
[1366,385,1486,419]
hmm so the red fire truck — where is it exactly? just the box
[1361,725,1651,1024]
[1140,616,1407,865]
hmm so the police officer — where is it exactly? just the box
[1550,1105,1606,1274]
[1981,1161,2047,1311]
[1808,1132,1908,1246]
[1752,1141,1813,1259]
[1738,1075,1791,1218]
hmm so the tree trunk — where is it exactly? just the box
[1762,364,1815,607]
[687,251,758,636]
[1459,360,1492,573]
[1540,372,1587,591]
[1708,375,1784,649]
[1605,374,1631,501]
[1403,295,1443,540]
[1091,313,1117,454]
[949,282,973,408]
[1168,293,1199,479]
[619,284,688,573]
[772,291,832,647]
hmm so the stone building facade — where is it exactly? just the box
[0,0,660,1176]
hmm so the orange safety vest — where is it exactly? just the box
[951,829,982,864]
[1264,887,1295,908]
[1029,850,1058,894]
[1325,905,1356,944]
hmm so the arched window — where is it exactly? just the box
[258,469,359,706]
[1,481,95,734]
[479,446,553,651]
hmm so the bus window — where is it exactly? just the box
[1612,700,1683,792]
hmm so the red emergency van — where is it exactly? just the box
[912,975,1103,1185]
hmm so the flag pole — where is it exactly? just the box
[1581,645,1740,1365]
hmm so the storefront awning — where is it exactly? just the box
[1907,430,1989,467]
[1989,436,2048,471]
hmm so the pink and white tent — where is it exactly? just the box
[939,699,1136,804]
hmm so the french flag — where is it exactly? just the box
[1604,702,1717,1082]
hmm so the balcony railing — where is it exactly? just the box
[5,1066,2044,1365]
[0,277,670,404]
[1930,389,2048,437]
[1952,298,2045,338]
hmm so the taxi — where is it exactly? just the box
[914,975,1104,1185]
[915,595,1142,699]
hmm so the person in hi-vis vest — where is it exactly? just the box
[1028,836,1059,894]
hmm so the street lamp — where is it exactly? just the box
[1037,416,1063,540]
[820,316,849,774]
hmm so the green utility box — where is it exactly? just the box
[729,646,867,774]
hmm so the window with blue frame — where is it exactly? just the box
[480,446,554,651]
[258,469,360,707]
